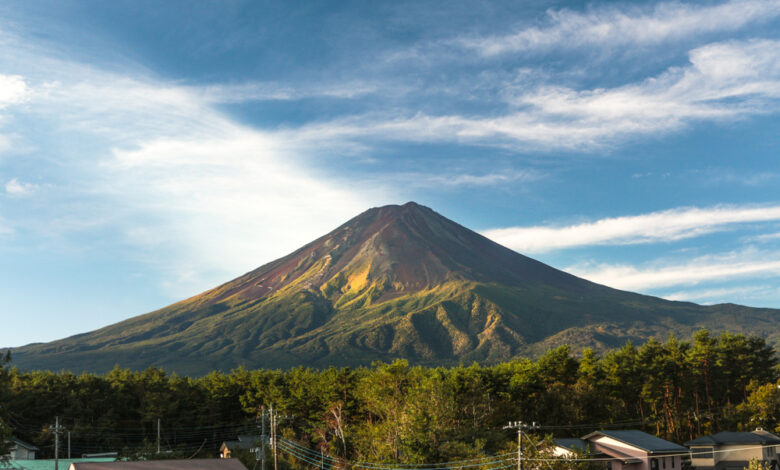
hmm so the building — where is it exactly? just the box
[5,438,39,460]
[551,438,603,458]
[685,429,780,470]
[219,435,262,459]
[69,459,248,470]
[581,430,688,470]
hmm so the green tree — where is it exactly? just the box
[738,380,780,432]
[0,350,13,460]
[745,458,770,470]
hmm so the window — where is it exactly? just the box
[663,457,666,469]
[651,458,659,470]
[691,447,714,459]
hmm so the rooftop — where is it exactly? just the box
[583,430,688,454]
[686,431,780,447]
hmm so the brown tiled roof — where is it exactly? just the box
[70,459,248,470]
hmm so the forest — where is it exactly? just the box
[1,330,778,469]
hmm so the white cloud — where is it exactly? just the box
[749,232,780,242]
[196,81,380,103]
[4,178,36,197]
[0,74,27,107]
[461,0,780,56]
[107,130,380,290]
[0,32,388,297]
[0,74,28,153]
[566,249,780,291]
[292,39,780,150]
[483,204,780,253]
[384,169,542,188]
[663,285,777,304]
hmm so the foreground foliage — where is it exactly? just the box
[0,331,777,467]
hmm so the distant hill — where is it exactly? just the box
[10,202,780,375]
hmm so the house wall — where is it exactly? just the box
[689,446,715,469]
[10,445,36,460]
[716,444,765,464]
[690,444,780,470]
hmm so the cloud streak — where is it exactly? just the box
[460,0,780,56]
[567,249,780,291]
[293,39,780,150]
[483,204,780,253]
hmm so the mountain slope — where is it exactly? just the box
[10,202,780,375]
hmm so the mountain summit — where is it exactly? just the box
[11,203,780,375]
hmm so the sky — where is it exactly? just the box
[1,0,779,347]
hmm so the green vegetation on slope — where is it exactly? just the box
[9,202,780,374]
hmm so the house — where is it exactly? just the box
[4,438,39,460]
[69,459,248,470]
[219,435,263,459]
[685,429,780,470]
[551,438,604,458]
[581,430,688,470]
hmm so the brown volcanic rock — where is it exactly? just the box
[203,202,595,306]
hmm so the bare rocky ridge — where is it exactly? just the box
[10,202,780,375]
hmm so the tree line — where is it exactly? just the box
[0,330,778,468]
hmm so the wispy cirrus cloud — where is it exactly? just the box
[0,74,28,153]
[383,169,542,189]
[664,285,778,304]
[196,81,381,103]
[460,0,780,56]
[293,39,780,150]
[483,204,780,253]
[0,30,388,296]
[566,248,780,291]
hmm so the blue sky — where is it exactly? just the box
[1,0,780,347]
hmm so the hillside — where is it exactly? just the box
[10,202,780,375]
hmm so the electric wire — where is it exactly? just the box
[280,438,515,468]
[278,439,517,470]
[280,437,516,467]
[280,441,518,470]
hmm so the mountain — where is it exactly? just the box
[10,202,780,375]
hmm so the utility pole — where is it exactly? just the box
[53,416,62,470]
[503,421,539,470]
[271,405,278,470]
[157,419,161,454]
[68,431,71,459]
[260,406,267,470]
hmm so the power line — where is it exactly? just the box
[281,437,515,466]
[278,438,516,470]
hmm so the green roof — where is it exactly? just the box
[5,459,116,470]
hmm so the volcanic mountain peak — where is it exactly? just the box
[11,202,780,375]
[200,202,586,308]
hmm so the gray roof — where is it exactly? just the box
[11,438,39,451]
[70,459,248,470]
[583,430,688,454]
[554,438,591,453]
[221,435,262,451]
[686,431,780,447]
